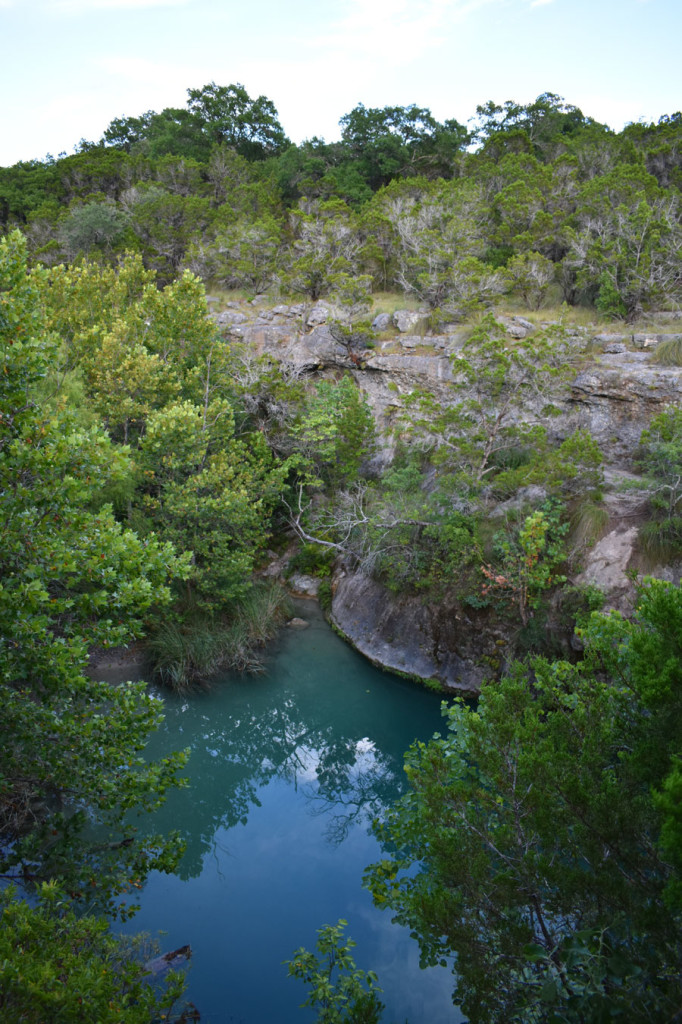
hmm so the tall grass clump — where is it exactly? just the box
[651,337,682,366]
[637,517,682,566]
[146,583,293,690]
[569,500,610,554]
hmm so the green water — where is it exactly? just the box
[122,605,463,1023]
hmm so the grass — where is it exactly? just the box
[146,582,293,690]
[370,292,428,316]
[569,501,610,555]
[636,518,682,567]
[651,337,682,366]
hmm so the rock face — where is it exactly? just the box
[576,526,640,614]
[569,352,682,462]
[212,301,682,691]
[330,571,489,693]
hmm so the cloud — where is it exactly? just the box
[529,0,554,7]
[46,0,191,12]
[315,0,500,64]
[97,55,200,86]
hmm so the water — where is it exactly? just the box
[121,605,463,1023]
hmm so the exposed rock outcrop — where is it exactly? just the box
[213,301,682,690]
[330,571,491,693]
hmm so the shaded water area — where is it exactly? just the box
[120,604,463,1023]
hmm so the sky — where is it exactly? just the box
[1,0,681,166]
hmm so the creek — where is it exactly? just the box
[120,603,463,1023]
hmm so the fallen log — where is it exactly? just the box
[145,944,192,975]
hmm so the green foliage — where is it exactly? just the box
[294,375,376,489]
[0,231,189,914]
[286,919,384,1024]
[594,271,627,319]
[139,401,287,612]
[504,250,555,309]
[288,543,337,578]
[482,500,568,625]
[398,315,574,492]
[365,579,682,1022]
[568,165,682,319]
[492,428,604,501]
[57,200,128,259]
[0,884,188,1023]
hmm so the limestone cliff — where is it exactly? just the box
[215,300,682,691]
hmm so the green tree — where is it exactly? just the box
[286,919,384,1024]
[366,579,682,1022]
[566,165,682,319]
[482,501,568,626]
[138,399,287,612]
[368,177,493,311]
[397,314,573,492]
[339,102,468,189]
[284,198,368,300]
[292,375,376,490]
[504,250,555,308]
[186,81,289,160]
[0,231,190,913]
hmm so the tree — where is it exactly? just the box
[481,501,567,626]
[291,375,376,490]
[138,399,288,612]
[368,177,493,311]
[0,231,190,914]
[339,103,468,189]
[396,314,573,493]
[283,198,369,300]
[565,165,682,319]
[504,251,555,309]
[186,81,289,160]
[473,93,606,161]
[126,187,213,279]
[365,579,682,1022]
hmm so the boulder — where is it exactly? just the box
[214,309,248,327]
[306,304,330,327]
[288,574,321,597]
[372,313,392,331]
[576,526,639,613]
[393,310,428,334]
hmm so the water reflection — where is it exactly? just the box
[141,625,425,877]
[123,605,459,1023]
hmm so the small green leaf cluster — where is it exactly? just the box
[286,919,384,1024]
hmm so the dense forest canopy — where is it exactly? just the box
[1,84,681,320]
[1,83,682,1021]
